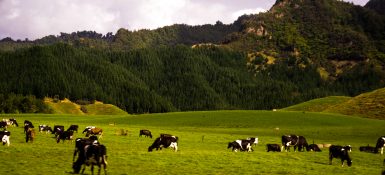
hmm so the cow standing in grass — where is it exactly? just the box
[72,137,107,175]
[376,136,385,154]
[57,130,74,143]
[148,134,178,152]
[84,128,103,138]
[329,145,352,167]
[0,130,11,146]
[67,125,79,133]
[26,128,35,143]
[281,135,308,152]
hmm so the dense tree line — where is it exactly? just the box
[0,93,51,113]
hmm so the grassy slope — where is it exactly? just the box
[0,111,384,175]
[282,96,352,112]
[282,87,385,120]
[44,98,127,115]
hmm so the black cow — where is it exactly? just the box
[329,145,352,167]
[56,130,74,143]
[23,120,34,133]
[0,121,6,128]
[39,125,53,133]
[359,145,376,153]
[72,139,107,175]
[73,136,99,162]
[139,129,152,138]
[148,134,178,152]
[67,125,79,133]
[228,140,253,152]
[308,144,322,152]
[376,136,385,154]
[267,144,281,152]
[26,128,35,143]
[281,135,308,152]
[52,125,65,136]
[0,130,11,146]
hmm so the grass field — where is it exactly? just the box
[1,111,385,175]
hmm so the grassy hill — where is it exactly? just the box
[44,98,127,115]
[283,87,385,119]
[1,111,384,174]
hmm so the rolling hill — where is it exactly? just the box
[283,87,385,120]
[44,98,127,115]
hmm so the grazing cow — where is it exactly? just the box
[0,130,11,146]
[148,134,178,152]
[139,129,152,138]
[376,136,385,154]
[82,126,96,134]
[24,120,34,133]
[84,128,103,138]
[67,125,79,133]
[26,128,36,143]
[329,145,352,167]
[73,136,99,162]
[307,144,322,152]
[52,125,65,136]
[359,145,376,153]
[267,144,281,152]
[56,130,74,143]
[281,135,308,152]
[72,139,107,175]
[9,118,18,127]
[228,140,253,152]
[2,118,18,127]
[39,125,53,133]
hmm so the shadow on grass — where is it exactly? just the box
[314,161,329,165]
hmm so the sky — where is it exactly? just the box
[0,0,369,40]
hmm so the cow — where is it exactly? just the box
[73,136,99,162]
[139,129,152,138]
[72,138,107,175]
[52,125,65,136]
[148,134,178,152]
[56,130,74,143]
[9,118,18,127]
[67,125,79,133]
[376,136,385,154]
[84,128,103,138]
[267,144,281,152]
[39,125,53,133]
[0,130,11,146]
[26,128,36,143]
[307,144,322,152]
[329,145,352,167]
[24,120,34,133]
[227,140,253,152]
[359,145,376,153]
[0,121,6,129]
[2,118,18,127]
[281,135,308,152]
[82,126,96,134]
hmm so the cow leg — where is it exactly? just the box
[329,154,333,165]
[382,147,384,155]
[341,160,344,167]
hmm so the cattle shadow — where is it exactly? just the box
[313,161,329,165]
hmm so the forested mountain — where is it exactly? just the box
[0,0,384,114]
[365,0,385,16]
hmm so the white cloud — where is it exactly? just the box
[231,8,267,21]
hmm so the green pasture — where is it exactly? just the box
[1,111,385,175]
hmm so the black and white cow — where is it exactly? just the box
[52,125,65,136]
[329,145,352,167]
[73,136,99,162]
[9,118,18,127]
[2,118,18,127]
[67,125,79,133]
[148,134,178,152]
[39,125,53,133]
[359,145,376,153]
[139,129,152,138]
[228,140,253,152]
[376,136,385,154]
[307,144,322,152]
[0,130,11,146]
[56,130,74,143]
[72,138,107,175]
[281,135,308,152]
[0,121,6,128]
[24,120,34,128]
[267,144,281,152]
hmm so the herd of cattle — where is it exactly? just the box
[1,118,385,174]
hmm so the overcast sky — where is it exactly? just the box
[0,0,369,40]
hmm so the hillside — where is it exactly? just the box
[365,0,385,16]
[283,87,385,120]
[44,98,127,115]
[0,0,384,114]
